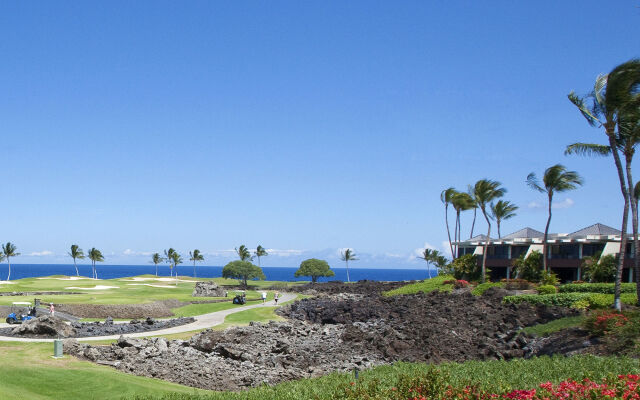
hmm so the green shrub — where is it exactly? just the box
[504,292,638,309]
[537,285,557,295]
[513,251,542,282]
[582,253,617,283]
[501,278,532,290]
[471,282,503,296]
[383,275,453,296]
[559,283,636,294]
[539,271,559,286]
[449,254,485,281]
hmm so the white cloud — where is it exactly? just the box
[265,249,304,257]
[528,201,543,209]
[27,250,53,257]
[553,198,575,209]
[122,249,153,256]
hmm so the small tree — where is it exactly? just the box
[164,248,176,277]
[254,245,268,267]
[87,247,104,279]
[513,251,543,282]
[235,245,253,261]
[189,249,204,278]
[450,254,483,281]
[340,248,358,283]
[294,258,335,283]
[222,260,265,287]
[583,253,617,283]
[2,243,20,281]
[151,253,163,276]
[171,251,183,284]
[68,245,85,277]
[417,248,445,279]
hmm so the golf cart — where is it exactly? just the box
[6,301,36,324]
[232,291,246,305]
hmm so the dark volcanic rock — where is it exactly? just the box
[192,281,226,297]
[11,315,76,338]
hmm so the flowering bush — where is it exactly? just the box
[585,310,630,336]
[454,279,470,289]
[333,373,640,399]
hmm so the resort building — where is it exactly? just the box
[454,223,635,282]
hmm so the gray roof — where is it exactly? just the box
[468,234,491,241]
[570,223,621,237]
[502,227,544,240]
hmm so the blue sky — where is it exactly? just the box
[0,1,639,269]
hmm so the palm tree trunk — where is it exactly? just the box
[346,260,350,283]
[257,256,261,268]
[470,208,477,239]
[155,263,158,277]
[543,193,553,273]
[6,258,11,281]
[497,220,502,239]
[445,205,454,260]
[193,261,196,278]
[481,210,491,283]
[624,155,640,305]
[73,259,79,277]
[455,211,460,259]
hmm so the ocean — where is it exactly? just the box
[2,264,432,282]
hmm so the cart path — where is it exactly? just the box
[0,292,296,343]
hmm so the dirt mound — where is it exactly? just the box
[55,299,186,319]
[11,315,76,338]
[281,290,578,362]
[291,280,409,295]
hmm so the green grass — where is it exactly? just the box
[123,355,640,400]
[383,275,453,296]
[521,315,586,336]
[471,282,504,296]
[0,342,211,400]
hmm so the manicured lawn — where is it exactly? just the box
[383,275,453,296]
[521,315,586,336]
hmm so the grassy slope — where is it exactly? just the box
[521,315,586,336]
[383,275,453,296]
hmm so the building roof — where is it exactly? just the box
[468,234,491,241]
[502,227,544,240]
[570,223,621,237]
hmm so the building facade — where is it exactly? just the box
[454,223,635,282]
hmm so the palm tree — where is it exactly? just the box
[441,187,457,259]
[527,165,583,272]
[68,245,85,277]
[417,248,443,279]
[235,245,252,261]
[0,252,5,280]
[451,192,475,258]
[254,245,268,267]
[473,180,506,283]
[164,248,176,277]
[2,243,20,281]
[467,186,479,239]
[171,251,183,285]
[340,248,358,283]
[151,253,163,277]
[568,59,640,310]
[189,249,204,278]
[490,200,519,239]
[87,248,104,279]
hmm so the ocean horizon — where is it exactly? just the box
[1,264,433,282]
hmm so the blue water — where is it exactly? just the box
[2,264,432,282]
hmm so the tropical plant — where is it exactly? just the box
[2,243,20,281]
[171,251,183,284]
[222,260,265,287]
[527,164,583,272]
[87,247,104,279]
[467,186,479,239]
[254,245,268,267]
[340,248,358,283]
[417,248,445,279]
[582,253,617,283]
[151,253,163,277]
[490,200,518,239]
[294,258,335,283]
[0,251,5,279]
[567,59,640,310]
[449,254,483,281]
[68,244,84,277]
[189,249,204,278]
[164,248,176,277]
[473,179,506,283]
[235,245,252,262]
[513,251,543,282]
[451,192,475,257]
[441,187,457,259]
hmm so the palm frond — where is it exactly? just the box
[568,92,601,127]
[564,142,611,156]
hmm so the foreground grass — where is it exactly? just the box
[521,315,586,336]
[383,275,453,296]
[124,355,640,400]
[0,342,211,400]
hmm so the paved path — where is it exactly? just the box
[0,293,296,343]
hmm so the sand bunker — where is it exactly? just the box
[121,277,197,283]
[65,285,119,290]
[126,283,177,288]
[0,281,15,285]
[38,277,95,281]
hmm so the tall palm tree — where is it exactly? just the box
[235,245,252,261]
[467,186,479,239]
[189,249,204,278]
[441,187,457,259]
[87,248,104,279]
[151,253,163,277]
[473,180,506,283]
[171,251,183,285]
[68,245,85,277]
[164,248,176,277]
[451,192,475,258]
[490,200,519,239]
[0,251,5,280]
[340,248,358,283]
[568,59,640,310]
[254,245,268,268]
[527,165,583,272]
[2,243,20,281]
[417,248,443,279]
